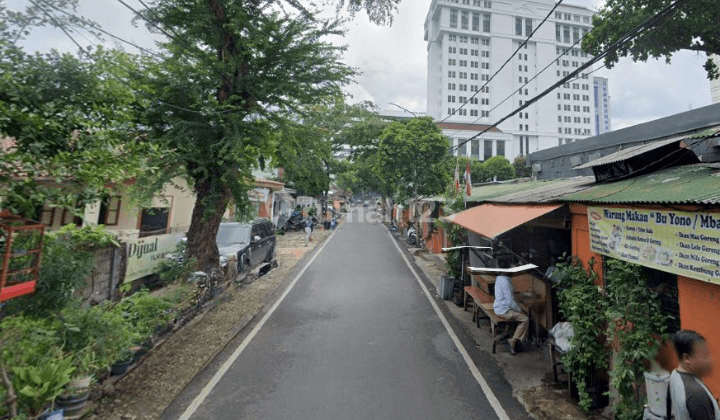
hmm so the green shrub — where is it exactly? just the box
[59,302,140,373]
[112,288,176,340]
[555,257,609,412]
[154,241,195,284]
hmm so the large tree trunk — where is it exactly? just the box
[185,178,231,298]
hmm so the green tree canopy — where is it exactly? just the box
[481,156,515,181]
[375,117,452,203]
[132,0,354,278]
[0,43,150,218]
[582,0,720,80]
[513,155,532,178]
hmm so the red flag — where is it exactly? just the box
[465,160,472,197]
[453,159,461,193]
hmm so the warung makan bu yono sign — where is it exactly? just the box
[124,234,184,283]
[588,206,720,284]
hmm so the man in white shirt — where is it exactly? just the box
[493,260,530,355]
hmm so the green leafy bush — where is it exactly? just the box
[604,259,667,420]
[154,241,196,284]
[555,257,609,412]
[13,356,75,416]
[111,288,176,340]
[59,302,140,373]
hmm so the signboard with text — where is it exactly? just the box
[124,234,184,283]
[588,206,720,284]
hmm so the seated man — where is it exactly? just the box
[493,260,530,355]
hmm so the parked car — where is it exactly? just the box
[216,219,276,272]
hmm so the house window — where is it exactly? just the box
[496,140,505,157]
[484,140,493,160]
[139,208,170,238]
[98,196,122,226]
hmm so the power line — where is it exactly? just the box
[454,3,677,141]
[35,0,165,59]
[438,0,565,124]
[443,4,625,140]
[449,0,694,154]
[27,0,210,116]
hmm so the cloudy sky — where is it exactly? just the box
[8,0,714,130]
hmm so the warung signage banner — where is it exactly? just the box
[587,206,720,284]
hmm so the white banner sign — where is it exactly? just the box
[124,234,183,283]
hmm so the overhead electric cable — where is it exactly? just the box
[449,0,693,154]
[438,0,565,124]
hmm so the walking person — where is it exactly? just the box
[668,330,719,420]
[493,260,530,355]
[304,217,314,247]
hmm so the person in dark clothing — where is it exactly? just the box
[668,330,719,420]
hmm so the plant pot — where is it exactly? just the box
[110,358,133,376]
[57,390,90,416]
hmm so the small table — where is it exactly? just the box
[515,292,546,346]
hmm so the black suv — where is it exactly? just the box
[216,219,276,272]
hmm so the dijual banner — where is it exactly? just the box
[587,206,720,284]
[124,234,184,283]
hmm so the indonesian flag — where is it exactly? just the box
[464,160,472,197]
[453,159,461,193]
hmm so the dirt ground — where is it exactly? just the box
[89,228,333,420]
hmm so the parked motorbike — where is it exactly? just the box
[283,213,305,231]
[406,220,417,245]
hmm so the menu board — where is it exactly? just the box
[587,206,720,284]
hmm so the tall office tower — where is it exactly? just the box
[425,0,605,161]
[593,76,611,135]
[711,55,720,104]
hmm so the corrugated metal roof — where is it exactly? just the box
[573,137,683,169]
[559,163,720,205]
[488,177,595,203]
[573,125,720,170]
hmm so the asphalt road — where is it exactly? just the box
[166,209,510,420]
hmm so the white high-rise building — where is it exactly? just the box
[711,55,720,104]
[424,0,607,161]
[593,76,611,135]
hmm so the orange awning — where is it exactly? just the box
[442,203,563,238]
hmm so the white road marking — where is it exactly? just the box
[177,227,341,420]
[383,226,511,420]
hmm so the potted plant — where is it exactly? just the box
[56,350,96,417]
[110,348,134,376]
[12,355,75,419]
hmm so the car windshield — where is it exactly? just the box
[216,225,251,246]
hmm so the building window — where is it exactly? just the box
[484,140,493,159]
[482,13,490,32]
[473,12,480,31]
[450,9,458,28]
[482,110,489,117]
[563,25,570,43]
[461,11,469,30]
[448,46,456,53]
[496,140,505,157]
[98,196,122,226]
[573,27,580,43]
[515,17,523,36]
[471,139,480,158]
[525,18,533,35]
[139,207,170,238]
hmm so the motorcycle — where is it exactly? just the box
[406,220,417,245]
[283,213,305,231]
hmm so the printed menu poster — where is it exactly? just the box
[587,207,720,284]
